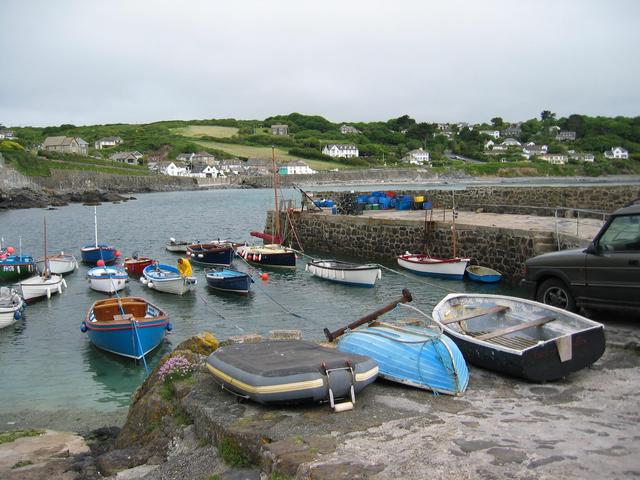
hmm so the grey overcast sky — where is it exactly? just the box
[1,0,639,127]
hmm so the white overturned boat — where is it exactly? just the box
[87,266,129,294]
[397,253,470,280]
[19,273,66,301]
[36,252,78,275]
[306,259,382,287]
[141,263,197,295]
[0,287,25,329]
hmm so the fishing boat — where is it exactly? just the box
[87,265,129,294]
[205,268,253,294]
[141,263,197,295]
[0,287,25,329]
[465,265,502,283]
[306,259,382,287]
[123,255,154,276]
[80,297,172,360]
[36,252,78,275]
[431,293,606,382]
[186,243,235,266]
[81,207,119,265]
[206,340,378,411]
[0,253,36,282]
[397,253,470,280]
[236,244,296,269]
[328,289,469,395]
[165,238,192,253]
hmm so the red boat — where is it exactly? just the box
[124,256,154,276]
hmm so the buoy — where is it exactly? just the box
[147,281,154,288]
[14,310,21,321]
[140,277,148,285]
[6,246,14,254]
[115,250,121,257]
[198,254,203,258]
[96,259,105,267]
[261,273,269,281]
[80,322,88,332]
[166,322,173,331]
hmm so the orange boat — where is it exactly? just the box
[124,255,154,276]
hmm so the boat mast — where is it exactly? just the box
[451,191,457,258]
[94,206,98,248]
[271,145,281,243]
[44,217,50,275]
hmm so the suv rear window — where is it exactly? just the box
[598,214,640,252]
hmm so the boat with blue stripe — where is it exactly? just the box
[0,254,36,282]
[87,265,129,293]
[81,245,118,265]
[141,263,197,295]
[205,268,254,294]
[81,297,171,360]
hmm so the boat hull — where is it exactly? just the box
[0,292,24,329]
[142,264,196,295]
[36,254,78,275]
[87,267,128,294]
[432,293,606,382]
[205,269,253,294]
[187,244,235,266]
[466,266,502,283]
[398,254,470,280]
[306,260,381,287]
[206,340,378,405]
[124,257,154,276]
[81,246,117,265]
[84,316,168,360]
[19,275,66,301]
[0,257,36,282]
[237,245,296,269]
[165,242,189,253]
[338,323,469,395]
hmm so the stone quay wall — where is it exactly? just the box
[313,185,640,218]
[32,170,196,193]
[269,211,583,284]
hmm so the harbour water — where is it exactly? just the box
[0,188,521,430]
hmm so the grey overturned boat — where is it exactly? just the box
[206,340,378,411]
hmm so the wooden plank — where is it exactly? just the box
[441,305,510,325]
[476,316,556,341]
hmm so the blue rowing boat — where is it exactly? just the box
[81,297,171,359]
[336,304,469,395]
[205,268,254,294]
[466,265,503,283]
[81,245,118,265]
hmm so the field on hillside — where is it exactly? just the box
[173,125,239,138]
[194,140,363,170]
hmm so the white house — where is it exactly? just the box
[0,129,15,139]
[94,136,123,149]
[402,148,430,165]
[604,146,629,159]
[569,152,595,162]
[219,159,243,175]
[340,124,360,135]
[540,153,568,165]
[190,165,222,178]
[278,161,316,175]
[322,144,359,158]
[501,138,521,147]
[484,140,495,150]
[479,130,500,139]
[555,131,576,141]
[108,151,143,165]
[159,161,189,176]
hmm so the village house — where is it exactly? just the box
[604,146,629,159]
[555,131,577,141]
[219,159,243,175]
[0,129,15,139]
[94,136,123,149]
[278,160,316,175]
[484,140,495,150]
[501,138,521,147]
[540,153,568,165]
[548,125,561,133]
[479,130,500,139]
[42,136,89,156]
[569,152,595,162]
[192,151,217,166]
[322,144,359,158]
[108,151,143,165]
[501,126,522,138]
[176,153,194,163]
[401,148,431,166]
[271,124,288,136]
[190,164,222,178]
[340,124,361,135]
[158,161,189,176]
[521,144,548,160]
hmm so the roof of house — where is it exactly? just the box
[271,124,288,128]
[325,144,358,150]
[42,136,71,147]
[97,136,123,142]
[245,158,271,166]
[406,148,429,156]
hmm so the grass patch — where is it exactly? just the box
[0,429,45,445]
[173,408,192,426]
[173,125,239,138]
[12,460,34,469]
[218,437,252,468]
[158,383,175,401]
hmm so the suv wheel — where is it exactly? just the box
[536,278,577,312]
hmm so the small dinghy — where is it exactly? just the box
[236,244,296,269]
[0,287,25,329]
[306,259,382,287]
[81,297,171,359]
[432,293,606,382]
[206,340,378,411]
[87,265,129,294]
[165,238,192,253]
[187,242,235,266]
[205,268,253,294]
[328,289,469,395]
[81,207,119,265]
[141,263,197,295]
[466,265,502,283]
[19,272,66,301]
[36,252,78,275]
[123,255,154,276]
[397,253,470,280]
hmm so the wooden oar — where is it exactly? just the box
[324,288,413,342]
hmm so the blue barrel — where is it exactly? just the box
[368,196,378,204]
[331,206,337,214]
[325,200,334,207]
[357,195,369,203]
[423,201,433,210]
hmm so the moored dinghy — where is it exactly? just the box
[36,252,78,275]
[205,268,253,294]
[87,265,129,294]
[141,263,197,295]
[123,255,154,276]
[236,244,296,269]
[431,293,606,382]
[81,297,171,360]
[397,253,470,280]
[0,287,25,329]
[306,259,382,287]
[0,252,36,282]
[466,265,502,283]
[19,272,66,301]
[165,238,192,253]
[187,242,235,266]
[328,289,469,395]
[81,207,119,265]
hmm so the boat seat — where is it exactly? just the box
[476,316,556,341]
[92,301,147,321]
[441,305,510,325]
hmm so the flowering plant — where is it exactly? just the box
[157,355,197,383]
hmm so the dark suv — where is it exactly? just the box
[520,203,640,313]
